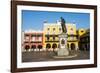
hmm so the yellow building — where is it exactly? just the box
[78,29,90,51]
[67,24,79,50]
[43,21,62,51]
[43,21,79,51]
[78,28,86,36]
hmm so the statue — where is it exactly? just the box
[57,17,69,56]
[60,17,67,33]
[54,17,77,58]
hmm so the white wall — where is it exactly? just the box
[0,0,99,73]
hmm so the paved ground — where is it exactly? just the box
[22,50,90,62]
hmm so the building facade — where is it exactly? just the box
[78,28,86,36]
[22,21,90,52]
[78,29,90,51]
[43,21,79,51]
[43,21,62,51]
[67,24,79,50]
[22,30,44,51]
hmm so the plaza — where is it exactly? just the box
[22,50,90,62]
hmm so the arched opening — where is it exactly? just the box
[46,44,51,49]
[31,45,36,49]
[71,43,75,50]
[38,45,43,50]
[52,43,57,52]
[52,43,57,50]
[25,45,30,51]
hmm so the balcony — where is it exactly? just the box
[67,36,78,42]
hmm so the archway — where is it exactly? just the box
[52,43,57,51]
[52,43,57,49]
[31,45,36,49]
[38,45,43,50]
[25,45,30,51]
[46,44,51,49]
[71,43,75,50]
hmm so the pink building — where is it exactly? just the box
[22,30,43,51]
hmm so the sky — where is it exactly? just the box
[22,10,90,31]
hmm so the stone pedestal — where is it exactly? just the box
[57,33,69,56]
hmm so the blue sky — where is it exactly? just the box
[22,10,90,31]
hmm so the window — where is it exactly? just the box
[47,36,49,41]
[25,36,29,40]
[70,37,74,40]
[81,30,84,32]
[47,28,50,31]
[70,28,74,34]
[70,28,73,30]
[53,28,55,31]
[31,37,35,41]
[53,36,55,40]
[59,28,62,33]
[39,37,42,41]
[47,28,50,34]
[35,37,39,41]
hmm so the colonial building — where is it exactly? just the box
[78,28,86,36]
[43,21,79,51]
[22,21,90,52]
[78,29,90,51]
[43,21,62,51]
[22,30,44,51]
[67,24,79,50]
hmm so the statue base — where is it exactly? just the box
[57,33,69,56]
[58,48,69,56]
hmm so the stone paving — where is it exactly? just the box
[22,50,90,62]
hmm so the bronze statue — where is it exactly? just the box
[60,17,67,33]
